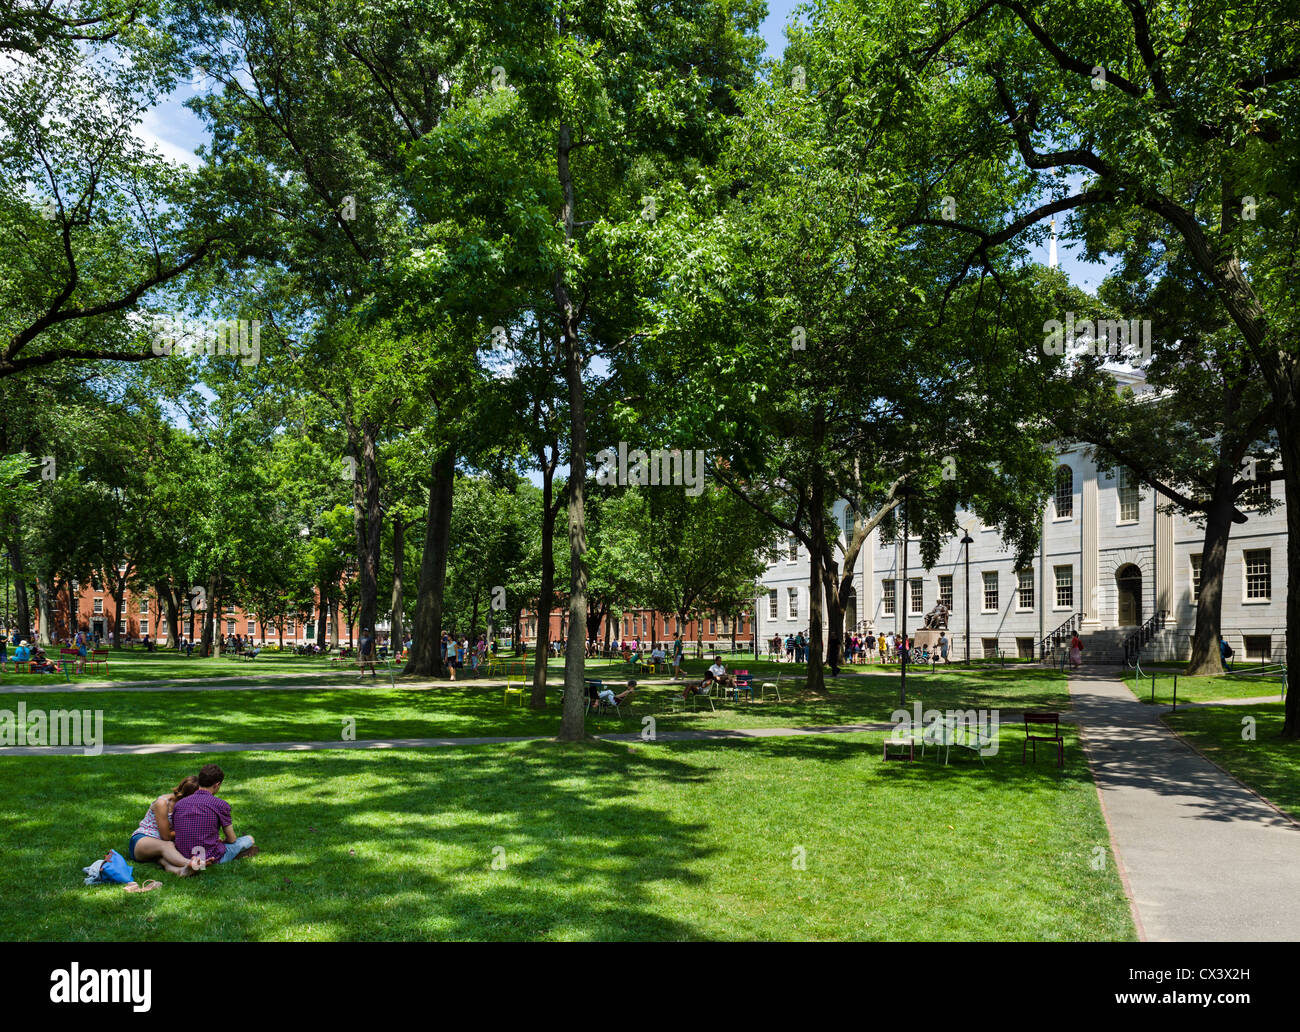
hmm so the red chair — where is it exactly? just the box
[89,649,109,675]
[1022,711,1064,768]
[733,669,753,702]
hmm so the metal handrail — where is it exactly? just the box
[1037,611,1084,662]
[1122,609,1168,665]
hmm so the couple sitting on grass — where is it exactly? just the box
[129,763,258,876]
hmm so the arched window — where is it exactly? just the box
[1054,464,1073,518]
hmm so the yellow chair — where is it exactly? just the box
[503,665,526,706]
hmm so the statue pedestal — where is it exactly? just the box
[910,628,942,649]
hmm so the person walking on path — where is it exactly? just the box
[1069,631,1083,669]
[671,632,685,679]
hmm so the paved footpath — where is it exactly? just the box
[1070,667,1300,941]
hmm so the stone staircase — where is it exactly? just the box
[1080,625,1185,664]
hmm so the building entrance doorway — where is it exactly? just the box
[1116,565,1142,626]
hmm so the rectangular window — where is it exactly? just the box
[938,575,953,609]
[247,620,255,635]
[1118,468,1140,522]
[1241,463,1272,508]
[1017,637,1035,660]
[709,616,717,634]
[159,620,168,634]
[139,599,149,614]
[768,590,778,619]
[909,578,923,614]
[118,619,126,633]
[1244,635,1272,660]
[882,580,895,616]
[139,619,148,637]
[842,508,854,537]
[1055,466,1074,518]
[93,599,103,614]
[1190,554,1202,603]
[788,536,798,562]
[787,587,799,619]
[226,620,235,634]
[982,637,999,658]
[1017,568,1034,610]
[224,604,235,615]
[287,620,296,634]
[981,571,998,612]
[641,616,648,635]
[1054,566,1074,609]
[1245,549,1271,600]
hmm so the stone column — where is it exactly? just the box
[1155,506,1174,615]
[1082,466,1099,625]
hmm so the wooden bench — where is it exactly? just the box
[1022,711,1064,767]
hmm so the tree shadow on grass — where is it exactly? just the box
[0,740,724,941]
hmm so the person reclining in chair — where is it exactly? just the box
[683,657,733,700]
[592,679,637,711]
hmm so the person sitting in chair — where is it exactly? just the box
[706,655,734,689]
[593,679,637,710]
[29,645,58,674]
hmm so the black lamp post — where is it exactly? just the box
[960,531,974,664]
[898,489,913,708]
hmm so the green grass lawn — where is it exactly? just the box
[1164,703,1300,819]
[1,647,361,686]
[7,667,1071,745]
[1122,670,1288,705]
[0,732,1134,941]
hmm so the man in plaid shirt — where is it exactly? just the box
[172,764,258,866]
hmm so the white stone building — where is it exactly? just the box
[754,446,1288,665]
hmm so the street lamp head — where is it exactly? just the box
[960,534,974,545]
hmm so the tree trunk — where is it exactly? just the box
[820,557,843,677]
[317,579,329,646]
[405,445,455,676]
[389,513,405,650]
[1278,410,1300,738]
[805,477,828,692]
[1185,485,1236,676]
[530,468,558,707]
[7,519,33,643]
[158,581,179,649]
[200,574,217,657]
[110,574,126,650]
[35,576,54,645]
